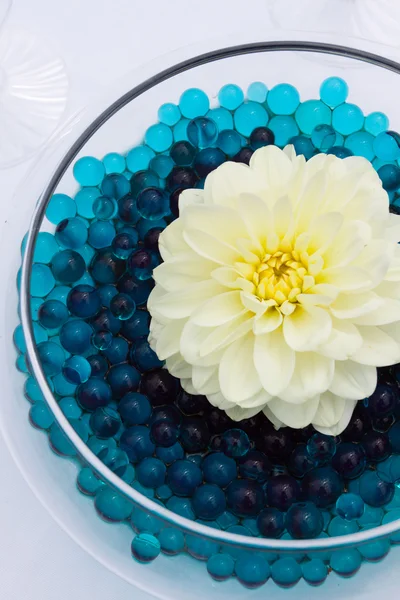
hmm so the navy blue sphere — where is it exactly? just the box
[97,284,118,308]
[127,249,153,281]
[59,319,92,354]
[326,146,354,158]
[202,452,237,487]
[207,408,234,434]
[143,227,163,252]
[90,307,121,335]
[167,166,199,191]
[233,146,253,165]
[176,392,209,416]
[193,148,226,178]
[130,170,159,196]
[287,444,315,478]
[103,336,129,364]
[341,405,372,442]
[378,164,400,191]
[306,433,336,464]
[257,427,295,462]
[302,467,344,508]
[91,249,125,284]
[116,273,154,306]
[140,368,179,406]
[92,330,113,351]
[226,479,265,517]
[136,457,166,488]
[131,337,164,371]
[238,450,271,482]
[221,428,250,458]
[192,484,226,520]
[111,231,138,260]
[332,442,366,479]
[87,354,109,379]
[149,405,182,427]
[77,378,112,411]
[285,502,324,539]
[167,459,202,496]
[38,299,69,329]
[250,126,275,150]
[180,418,211,452]
[117,194,140,224]
[67,285,101,318]
[266,474,300,511]
[110,293,136,321]
[256,507,285,538]
[107,363,141,399]
[170,141,196,166]
[118,392,152,425]
[119,425,155,463]
[90,406,121,438]
[120,310,150,341]
[362,431,391,463]
[359,470,394,507]
[150,420,179,448]
[367,384,398,417]
[51,249,85,284]
[136,187,169,221]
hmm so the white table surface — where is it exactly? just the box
[2,1,400,598]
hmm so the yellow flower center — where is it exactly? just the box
[254,250,306,304]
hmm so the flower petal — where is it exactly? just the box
[226,405,265,421]
[199,313,254,356]
[165,353,193,379]
[330,292,383,320]
[329,360,377,400]
[312,392,346,429]
[307,212,344,254]
[318,317,363,360]
[191,365,220,394]
[154,319,186,360]
[152,280,225,319]
[183,228,241,265]
[204,161,266,209]
[253,307,283,334]
[180,320,224,366]
[190,291,246,327]
[153,254,215,291]
[253,328,295,396]
[181,204,246,247]
[313,397,358,436]
[279,352,334,403]
[158,218,190,261]
[283,304,332,351]
[267,395,320,429]
[350,325,400,367]
[219,334,262,403]
[323,220,371,268]
[318,266,372,292]
[179,188,205,211]
[249,144,294,195]
[351,297,400,326]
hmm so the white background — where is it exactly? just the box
[2,1,400,599]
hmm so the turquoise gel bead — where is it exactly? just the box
[289,135,315,159]
[207,553,235,581]
[377,455,400,484]
[158,102,181,126]
[268,83,300,115]
[77,468,104,495]
[330,549,362,577]
[30,298,43,321]
[357,504,383,527]
[173,118,190,142]
[359,470,394,507]
[77,243,95,266]
[217,511,239,530]
[187,117,218,148]
[95,487,133,522]
[311,124,336,151]
[56,217,88,249]
[306,532,331,563]
[328,516,359,537]
[126,145,155,173]
[234,102,268,137]
[320,77,348,107]
[359,539,390,562]
[14,324,27,353]
[332,103,364,135]
[271,558,302,588]
[382,510,400,543]
[218,84,244,111]
[74,187,100,219]
[217,129,241,156]
[62,355,91,384]
[247,81,268,103]
[235,553,270,588]
[336,493,364,521]
[149,155,174,178]
[92,196,117,221]
[31,264,55,297]
[269,116,299,147]
[295,100,331,135]
[385,485,400,510]
[302,559,328,586]
[365,112,389,135]
[103,152,126,174]
[373,131,400,161]
[59,396,82,419]
[73,156,105,186]
[166,496,195,520]
[49,422,76,456]
[37,341,65,376]
[186,535,219,560]
[179,88,209,119]
[131,506,162,534]
[121,464,135,484]
[131,533,161,563]
[52,372,77,396]
[46,193,76,225]
[207,107,234,132]
[145,123,173,152]
[131,481,155,499]
[22,232,59,264]
[16,354,29,373]
[29,402,54,430]
[344,131,375,160]
[156,484,172,501]
[158,528,185,555]
[88,221,115,249]
[25,376,53,403]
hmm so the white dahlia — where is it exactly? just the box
[148,145,400,435]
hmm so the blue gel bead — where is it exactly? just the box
[37,341,65,376]
[88,221,115,249]
[59,319,92,354]
[173,118,190,142]
[38,299,68,329]
[145,123,173,152]
[286,502,323,539]
[25,376,52,403]
[91,330,112,351]
[382,510,400,543]
[131,533,160,563]
[77,243,95,266]
[247,81,268,103]
[89,406,121,438]
[118,392,151,425]
[92,196,117,220]
[131,337,163,371]
[202,452,237,486]
[193,147,225,178]
[111,231,138,260]
[158,102,181,126]
[345,131,375,160]
[52,372,77,396]
[221,429,250,458]
[302,559,328,586]
[295,100,331,135]
[377,455,400,484]
[49,422,77,456]
[130,506,161,534]
[167,459,202,496]
[62,355,91,384]
[302,467,343,508]
[77,468,104,495]
[217,511,239,530]
[332,103,364,135]
[186,535,219,560]
[365,112,389,135]
[101,174,130,201]
[126,145,155,173]
[327,145,354,158]
[156,484,173,501]
[269,116,299,147]
[311,124,336,150]
[306,433,336,464]
[73,156,105,186]
[187,117,218,148]
[192,483,226,520]
[46,193,76,225]
[271,558,302,588]
[170,140,196,166]
[358,504,383,526]
[130,170,160,196]
[67,285,101,318]
[136,187,169,220]
[156,441,184,464]
[29,402,54,430]
[74,187,100,219]
[103,152,125,174]
[378,164,400,191]
[120,425,155,462]
[109,293,136,322]
[30,297,43,321]
[289,135,315,160]
[217,129,242,156]
[166,495,195,519]
[87,436,116,456]
[268,83,300,115]
[55,217,87,249]
[103,337,129,364]
[389,420,400,452]
[16,354,29,373]
[136,217,166,240]
[359,470,394,507]
[59,396,82,419]
[32,322,48,345]
[136,457,166,488]
[179,88,209,119]
[131,480,154,498]
[116,274,153,306]
[330,549,362,577]
[87,354,108,379]
[31,232,59,264]
[98,446,128,473]
[336,493,364,521]
[107,363,140,398]
[359,538,390,562]
[234,102,268,136]
[235,553,270,588]
[218,84,244,111]
[51,250,85,284]
[320,76,348,107]
[95,487,132,522]
[31,263,55,297]
[256,507,285,538]
[207,107,233,132]
[150,154,174,178]
[226,479,264,517]
[77,378,112,411]
[91,249,125,285]
[158,528,185,556]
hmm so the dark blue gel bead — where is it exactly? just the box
[202,452,237,487]
[167,459,202,496]
[130,170,160,196]
[97,284,118,308]
[130,337,164,371]
[326,146,354,158]
[107,363,141,398]
[194,148,226,178]
[118,392,152,425]
[38,299,69,329]
[51,249,86,284]
[117,194,141,224]
[192,484,226,520]
[119,425,155,463]
[170,141,196,166]
[116,274,154,306]
[289,135,315,160]
[120,310,150,341]
[378,164,400,191]
[90,406,121,439]
[91,249,125,284]
[156,442,184,464]
[59,319,92,354]
[90,307,121,335]
[285,502,324,539]
[226,479,265,517]
[103,337,129,364]
[77,378,112,411]
[67,284,101,318]
[101,173,130,200]
[87,354,109,378]
[302,467,344,508]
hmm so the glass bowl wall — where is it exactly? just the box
[8,39,400,596]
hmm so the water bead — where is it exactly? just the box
[359,470,394,507]
[107,363,140,399]
[336,493,364,522]
[234,102,268,137]
[302,559,328,586]
[29,232,59,264]
[270,558,302,588]
[167,459,202,497]
[143,123,173,152]
[247,81,268,103]
[326,145,353,158]
[269,116,299,147]
[377,455,400,485]
[285,502,323,539]
[302,467,344,508]
[172,118,189,142]
[180,418,211,452]
[378,164,400,191]
[320,77,348,107]
[295,100,331,135]
[87,221,115,249]
[187,117,218,148]
[102,152,125,174]
[179,88,209,119]
[59,396,82,419]
[51,249,85,285]
[120,425,155,463]
[127,249,153,281]
[332,442,366,479]
[330,549,362,577]
[207,553,235,581]
[201,452,236,487]
[140,368,178,406]
[91,330,112,352]
[344,131,374,160]
[306,433,336,464]
[136,187,169,221]
[30,263,55,297]
[332,103,364,135]
[249,126,274,150]
[328,516,359,537]
[193,147,225,178]
[77,377,113,411]
[67,284,100,318]
[359,538,390,562]
[192,483,226,520]
[217,84,243,111]
[256,507,285,538]
[365,111,389,135]
[362,431,391,463]
[38,299,68,329]
[235,553,270,589]
[89,406,121,439]
[55,217,87,250]
[167,166,198,191]
[217,129,241,156]
[176,392,208,416]
[62,355,91,384]
[135,457,166,489]
[25,376,51,403]
[287,444,315,478]
[257,426,294,461]
[311,124,336,150]
[74,188,99,219]
[46,193,76,225]
[374,131,400,162]
[59,319,92,354]
[77,467,104,496]
[207,108,233,133]
[226,479,264,517]
[29,402,54,430]
[289,135,315,160]
[389,420,400,452]
[73,156,105,186]
[268,83,300,115]
[342,404,372,441]
[108,293,135,321]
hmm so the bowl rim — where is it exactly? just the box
[20,39,400,552]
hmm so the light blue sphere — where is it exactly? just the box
[332,103,364,135]
[268,83,300,115]
[179,88,210,119]
[73,156,105,186]
[320,76,348,107]
[46,193,76,225]
[218,84,244,111]
[234,102,268,136]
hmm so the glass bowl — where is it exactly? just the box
[7,33,400,596]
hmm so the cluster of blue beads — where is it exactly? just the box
[14,77,400,589]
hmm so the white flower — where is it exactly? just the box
[148,145,400,435]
